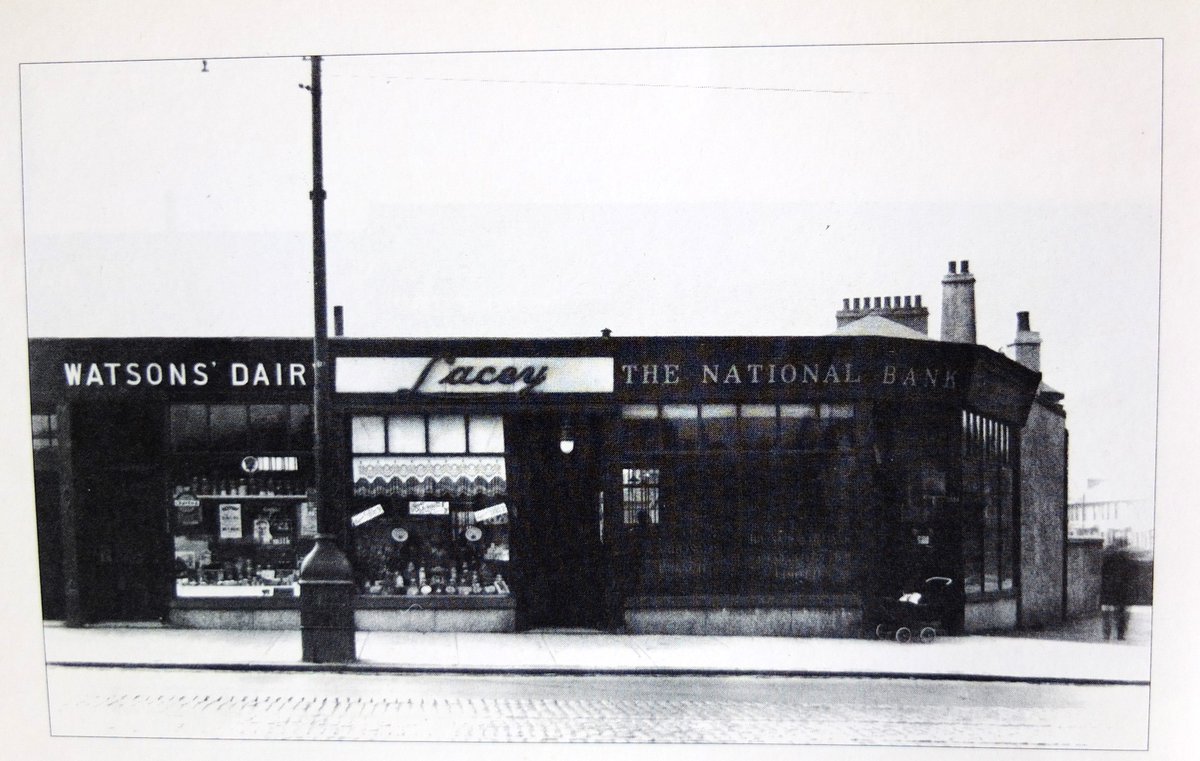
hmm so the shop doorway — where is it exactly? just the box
[510,411,608,631]
[80,469,170,622]
[70,402,170,623]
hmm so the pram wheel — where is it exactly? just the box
[875,623,887,639]
[919,626,937,644]
[895,627,912,643]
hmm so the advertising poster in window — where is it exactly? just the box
[299,501,318,537]
[218,503,243,539]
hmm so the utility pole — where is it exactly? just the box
[298,54,356,663]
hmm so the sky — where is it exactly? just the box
[18,40,1162,503]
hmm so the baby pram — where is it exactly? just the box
[869,576,955,643]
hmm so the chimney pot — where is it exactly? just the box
[948,261,957,274]
[853,298,860,309]
[915,295,922,307]
[884,297,892,308]
[904,295,912,307]
[873,297,882,309]
[601,328,612,338]
[843,298,850,310]
[941,261,977,343]
[1017,311,1031,332]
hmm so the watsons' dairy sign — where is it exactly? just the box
[336,356,615,395]
[61,361,308,388]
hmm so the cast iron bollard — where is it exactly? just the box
[299,534,356,663]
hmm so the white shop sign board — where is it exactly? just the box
[351,503,385,526]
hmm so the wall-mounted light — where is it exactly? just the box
[559,420,575,455]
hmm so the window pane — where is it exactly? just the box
[778,404,817,449]
[351,416,386,453]
[209,405,249,451]
[248,404,289,451]
[622,467,660,524]
[662,405,699,451]
[31,414,50,437]
[170,404,209,451]
[621,405,659,419]
[428,415,467,453]
[819,403,855,449]
[700,404,737,450]
[468,415,505,453]
[739,405,777,450]
[288,405,313,449]
[387,415,426,453]
[623,417,662,452]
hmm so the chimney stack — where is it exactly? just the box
[1013,311,1041,371]
[940,260,976,343]
[835,291,929,334]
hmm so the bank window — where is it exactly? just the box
[621,405,662,452]
[662,405,700,450]
[739,405,777,450]
[622,468,660,524]
[31,413,59,451]
[778,404,818,449]
[700,405,737,450]
[620,403,855,452]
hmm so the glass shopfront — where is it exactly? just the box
[348,413,511,599]
[168,403,316,599]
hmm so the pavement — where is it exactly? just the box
[41,605,1152,685]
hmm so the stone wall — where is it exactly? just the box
[1066,537,1103,618]
[1019,398,1067,627]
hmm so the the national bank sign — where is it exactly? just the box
[335,357,617,395]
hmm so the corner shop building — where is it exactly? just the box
[28,263,1069,636]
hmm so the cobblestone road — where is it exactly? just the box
[46,666,1148,749]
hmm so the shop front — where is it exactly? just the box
[28,333,1040,636]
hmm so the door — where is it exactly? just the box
[511,411,607,630]
[82,470,170,622]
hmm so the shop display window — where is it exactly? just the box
[168,403,315,599]
[350,495,511,598]
[350,413,511,598]
[172,486,316,599]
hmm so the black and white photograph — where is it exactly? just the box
[2,3,1197,760]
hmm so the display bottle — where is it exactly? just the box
[238,478,248,496]
[200,477,210,495]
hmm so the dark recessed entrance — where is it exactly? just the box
[509,411,608,631]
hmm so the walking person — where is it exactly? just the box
[1101,538,1134,640]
